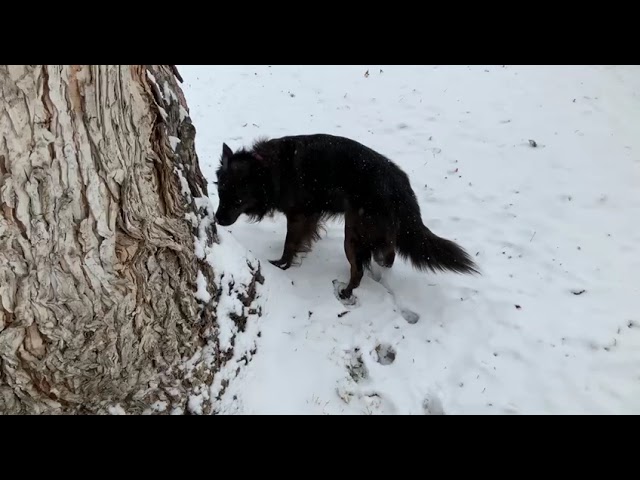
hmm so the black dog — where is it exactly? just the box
[214,134,479,300]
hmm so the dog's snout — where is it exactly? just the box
[214,210,234,227]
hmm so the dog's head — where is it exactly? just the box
[214,143,269,226]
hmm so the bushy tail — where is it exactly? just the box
[397,217,480,275]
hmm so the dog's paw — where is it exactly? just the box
[269,259,291,270]
[333,280,359,307]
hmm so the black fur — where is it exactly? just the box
[215,134,479,298]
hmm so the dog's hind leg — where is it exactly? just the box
[373,243,396,269]
[370,236,395,281]
[270,213,321,270]
[340,242,366,300]
[360,214,396,282]
[338,211,370,300]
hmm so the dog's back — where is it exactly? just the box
[261,134,412,218]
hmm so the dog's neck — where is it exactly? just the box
[251,140,284,212]
[252,145,281,205]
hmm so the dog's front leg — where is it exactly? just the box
[269,214,305,270]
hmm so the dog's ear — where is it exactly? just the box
[221,143,233,170]
[252,152,265,163]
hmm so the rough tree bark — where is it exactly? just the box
[0,65,263,415]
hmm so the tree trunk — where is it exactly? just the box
[0,65,263,415]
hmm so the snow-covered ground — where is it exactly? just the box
[179,65,640,415]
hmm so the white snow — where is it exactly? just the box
[204,228,258,353]
[163,80,179,104]
[187,390,207,415]
[150,400,168,413]
[174,166,190,196]
[178,65,640,415]
[188,188,264,412]
[195,270,211,303]
[168,135,181,152]
[108,404,127,415]
[179,105,189,122]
